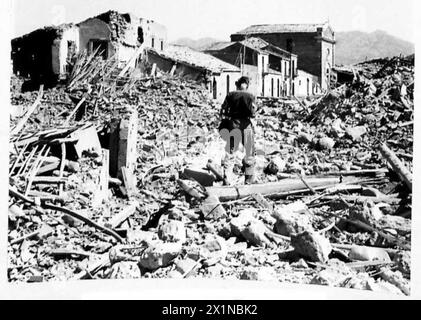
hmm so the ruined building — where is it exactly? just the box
[205,37,321,97]
[231,23,336,90]
[11,10,167,87]
[146,44,241,101]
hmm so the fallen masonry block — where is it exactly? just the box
[106,262,141,279]
[200,195,227,220]
[230,209,258,237]
[316,137,335,150]
[348,245,391,262]
[158,220,186,243]
[240,267,277,281]
[109,107,138,180]
[345,126,367,141]
[183,168,216,187]
[291,231,332,263]
[199,235,228,267]
[69,125,102,159]
[241,220,272,247]
[138,241,182,270]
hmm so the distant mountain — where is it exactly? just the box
[171,37,224,51]
[173,30,415,66]
[335,30,414,65]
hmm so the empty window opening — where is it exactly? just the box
[271,78,274,97]
[90,39,108,59]
[307,78,310,96]
[151,37,155,48]
[213,78,217,99]
[226,75,230,94]
[160,40,164,51]
[138,27,144,44]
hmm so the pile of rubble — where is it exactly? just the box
[7,54,412,296]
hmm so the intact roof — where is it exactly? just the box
[206,37,294,59]
[151,45,240,73]
[233,23,328,35]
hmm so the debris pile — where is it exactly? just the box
[8,54,413,295]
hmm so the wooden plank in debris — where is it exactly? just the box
[121,166,136,198]
[64,88,92,124]
[379,143,412,191]
[10,85,44,136]
[106,201,139,229]
[205,177,343,202]
[9,188,124,243]
[118,45,144,78]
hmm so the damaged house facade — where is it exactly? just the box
[231,23,336,90]
[11,10,167,85]
[205,37,295,97]
[146,45,241,101]
[204,37,321,97]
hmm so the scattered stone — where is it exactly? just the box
[158,220,186,243]
[348,245,391,262]
[393,251,410,276]
[174,257,198,275]
[106,262,141,279]
[310,260,354,286]
[138,241,182,270]
[379,268,410,296]
[346,126,367,141]
[240,267,277,281]
[241,220,271,247]
[291,231,332,263]
[264,157,286,175]
[291,258,308,269]
[230,209,257,237]
[200,195,227,220]
[316,137,335,150]
[200,235,227,267]
[127,229,156,244]
[296,132,314,144]
[273,202,313,236]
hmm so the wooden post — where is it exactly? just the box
[379,143,412,191]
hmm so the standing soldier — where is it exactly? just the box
[219,76,257,184]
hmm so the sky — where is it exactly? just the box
[11,0,416,43]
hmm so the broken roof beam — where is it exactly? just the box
[10,85,44,136]
[205,177,344,202]
[379,143,412,191]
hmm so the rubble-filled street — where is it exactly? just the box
[8,52,413,296]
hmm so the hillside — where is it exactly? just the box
[335,30,414,65]
[172,37,223,51]
[173,30,414,66]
